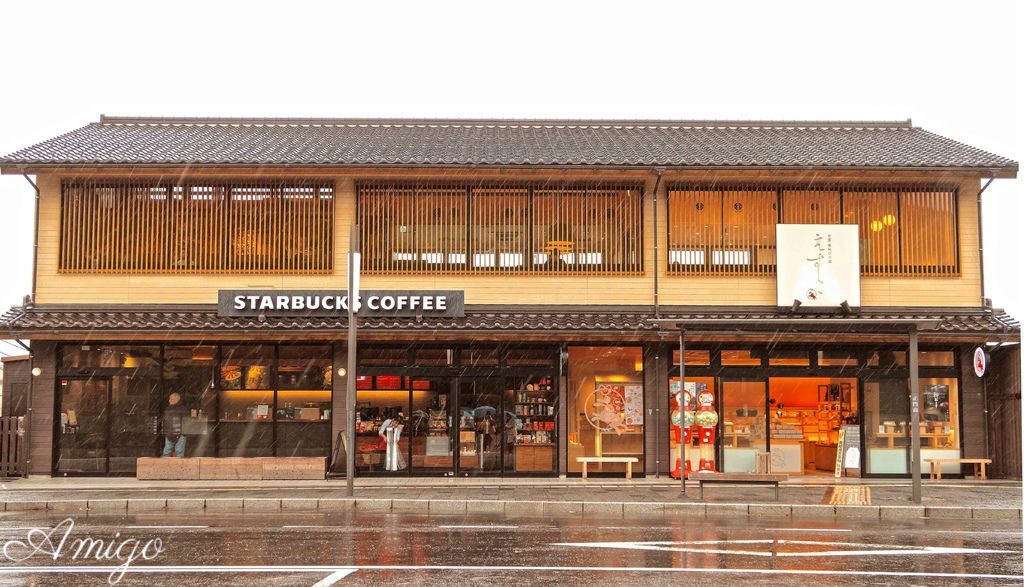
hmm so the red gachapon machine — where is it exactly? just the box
[671,380,718,477]
[693,384,719,472]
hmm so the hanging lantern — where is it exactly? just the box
[870,220,884,232]
[882,213,897,226]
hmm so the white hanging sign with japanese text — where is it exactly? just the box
[776,224,861,308]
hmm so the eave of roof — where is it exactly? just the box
[1,116,1016,176]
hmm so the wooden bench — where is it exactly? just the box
[696,473,789,501]
[925,458,992,480]
[576,456,639,480]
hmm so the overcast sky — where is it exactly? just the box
[0,1,1019,354]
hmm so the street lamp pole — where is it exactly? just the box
[345,224,360,497]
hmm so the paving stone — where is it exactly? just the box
[466,500,505,515]
[6,501,47,511]
[835,505,880,519]
[428,500,468,515]
[749,504,792,517]
[582,501,624,517]
[47,500,89,513]
[166,498,206,511]
[663,502,707,518]
[204,498,244,511]
[969,507,1020,520]
[791,505,836,519]
[87,499,128,512]
[355,498,392,511]
[879,506,925,520]
[318,498,355,511]
[281,498,319,511]
[391,499,428,512]
[127,499,167,512]
[243,498,282,511]
[623,502,665,516]
[925,506,972,519]
[704,503,748,518]
[504,501,545,517]
[544,501,583,516]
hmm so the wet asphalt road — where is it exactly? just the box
[0,510,1020,586]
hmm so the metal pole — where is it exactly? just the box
[679,329,686,496]
[909,326,921,503]
[345,224,360,497]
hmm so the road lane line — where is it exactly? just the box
[0,565,1019,580]
[124,525,209,529]
[311,569,357,586]
[438,525,519,529]
[772,528,851,533]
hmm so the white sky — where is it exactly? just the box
[0,0,1020,352]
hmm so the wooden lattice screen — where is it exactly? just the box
[358,183,643,274]
[668,186,958,277]
[60,179,334,273]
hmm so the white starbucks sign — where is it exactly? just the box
[776,224,861,308]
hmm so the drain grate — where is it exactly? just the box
[824,486,872,505]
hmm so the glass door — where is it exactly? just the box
[456,377,505,475]
[719,379,768,473]
[56,377,111,474]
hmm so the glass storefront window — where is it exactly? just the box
[768,377,858,474]
[61,345,159,369]
[721,380,767,472]
[276,345,332,457]
[867,351,907,368]
[218,345,274,457]
[355,377,410,472]
[768,350,810,367]
[919,377,960,475]
[568,347,644,474]
[863,379,909,474]
[818,351,859,368]
[722,350,762,366]
[919,351,955,367]
[672,349,711,366]
[163,346,217,457]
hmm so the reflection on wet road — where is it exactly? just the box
[0,511,1020,585]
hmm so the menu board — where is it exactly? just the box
[836,424,861,476]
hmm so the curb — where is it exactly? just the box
[3,498,1021,521]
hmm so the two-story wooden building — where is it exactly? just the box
[1,116,1019,480]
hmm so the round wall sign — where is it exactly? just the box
[973,347,988,378]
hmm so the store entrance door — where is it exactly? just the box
[55,376,112,475]
[719,378,768,473]
[455,377,513,475]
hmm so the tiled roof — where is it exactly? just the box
[1,305,1018,338]
[0,117,1016,172]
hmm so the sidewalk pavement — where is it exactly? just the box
[2,476,1020,521]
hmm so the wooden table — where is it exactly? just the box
[875,431,952,449]
[577,456,639,480]
[925,458,992,480]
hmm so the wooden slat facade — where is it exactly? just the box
[668,185,959,277]
[357,183,644,275]
[31,173,985,307]
[59,180,334,274]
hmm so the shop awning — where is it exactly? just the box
[1,304,1018,342]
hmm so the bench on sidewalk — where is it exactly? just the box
[137,457,326,480]
[695,473,789,501]
[576,456,639,480]
[925,458,992,480]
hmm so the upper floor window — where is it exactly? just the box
[59,179,334,273]
[358,183,643,274]
[667,186,958,277]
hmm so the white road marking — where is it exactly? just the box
[772,528,851,533]
[438,525,519,529]
[554,539,1016,558]
[125,525,209,529]
[0,564,1018,580]
[311,569,357,586]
